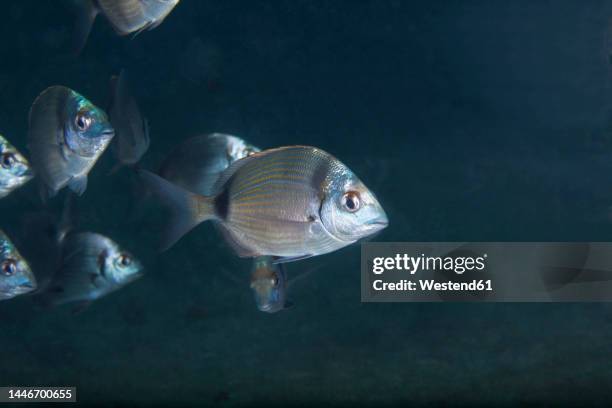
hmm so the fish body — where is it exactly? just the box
[250,256,288,313]
[0,135,33,198]
[97,0,180,36]
[159,133,260,195]
[141,145,388,262]
[73,0,180,53]
[28,86,114,197]
[109,69,150,170]
[42,232,143,306]
[0,230,36,300]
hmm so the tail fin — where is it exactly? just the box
[138,170,215,251]
[71,0,99,55]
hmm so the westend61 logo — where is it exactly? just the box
[372,253,487,275]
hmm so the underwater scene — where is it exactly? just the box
[1,0,612,406]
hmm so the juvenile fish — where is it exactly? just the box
[159,133,259,195]
[41,232,143,309]
[0,230,36,301]
[140,145,388,262]
[250,256,289,313]
[28,86,115,198]
[0,135,33,198]
[74,0,180,53]
[109,69,150,172]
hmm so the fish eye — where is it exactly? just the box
[1,153,15,169]
[118,253,132,267]
[341,191,361,212]
[1,259,17,276]
[75,111,93,131]
[271,276,279,287]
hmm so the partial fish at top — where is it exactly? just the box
[73,0,180,54]
[28,86,115,198]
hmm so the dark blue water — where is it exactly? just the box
[2,1,612,406]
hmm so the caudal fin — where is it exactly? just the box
[138,170,214,251]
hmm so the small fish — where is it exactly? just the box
[159,133,260,195]
[108,69,150,172]
[0,230,36,301]
[74,0,180,54]
[140,145,388,262]
[250,256,289,313]
[0,135,34,198]
[28,86,115,198]
[41,232,143,309]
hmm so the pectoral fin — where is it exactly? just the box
[68,175,88,196]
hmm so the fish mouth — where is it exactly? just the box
[21,167,35,178]
[258,303,273,312]
[11,282,35,295]
[366,214,389,229]
[256,298,282,313]
[101,129,115,138]
[361,215,389,238]
[258,303,282,313]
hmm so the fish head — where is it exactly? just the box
[0,135,34,189]
[320,167,388,243]
[0,232,36,300]
[224,135,261,163]
[104,247,144,286]
[250,257,286,313]
[64,91,115,158]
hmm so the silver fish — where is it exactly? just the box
[74,0,180,53]
[41,232,143,308]
[109,69,150,172]
[250,256,289,313]
[140,145,388,262]
[28,86,115,198]
[0,230,36,301]
[0,135,33,198]
[159,133,260,195]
